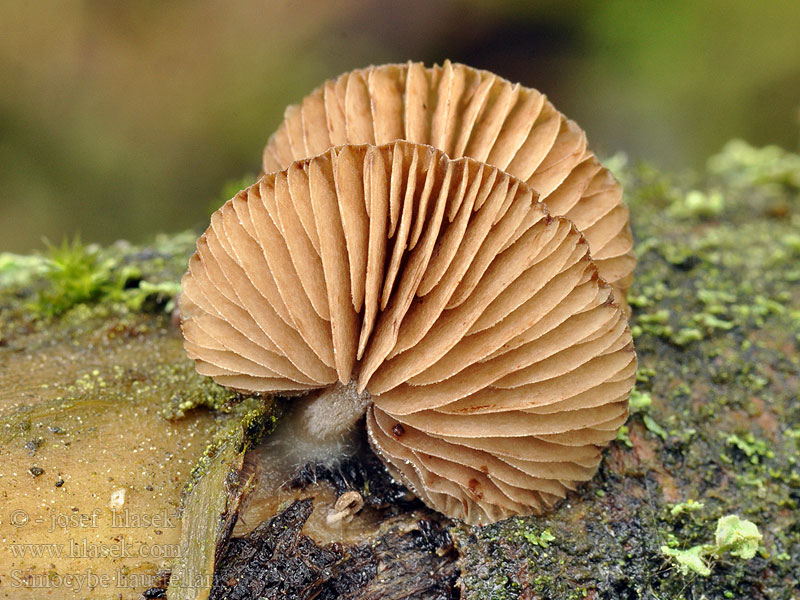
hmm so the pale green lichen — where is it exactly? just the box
[615,424,633,448]
[512,520,556,548]
[0,253,49,288]
[124,280,183,312]
[669,499,705,517]
[669,189,725,219]
[642,414,668,440]
[725,432,774,464]
[715,515,763,560]
[661,544,713,576]
[628,389,652,411]
[661,515,763,576]
[708,139,800,189]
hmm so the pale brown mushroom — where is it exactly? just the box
[326,490,365,525]
[180,141,635,525]
[261,61,635,311]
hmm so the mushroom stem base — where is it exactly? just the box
[301,381,372,440]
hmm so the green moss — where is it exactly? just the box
[1,232,196,326]
[31,236,134,317]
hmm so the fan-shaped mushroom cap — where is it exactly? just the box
[181,141,635,525]
[262,61,635,309]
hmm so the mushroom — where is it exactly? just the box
[261,61,635,311]
[326,491,365,525]
[180,141,635,525]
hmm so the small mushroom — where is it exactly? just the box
[326,490,365,525]
[262,61,635,311]
[180,141,635,525]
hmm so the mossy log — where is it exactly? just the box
[0,141,798,600]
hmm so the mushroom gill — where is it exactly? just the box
[261,61,635,310]
[180,141,635,525]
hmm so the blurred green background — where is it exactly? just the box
[2,0,799,252]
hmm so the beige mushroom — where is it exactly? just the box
[180,141,635,525]
[261,61,635,311]
[326,490,365,525]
